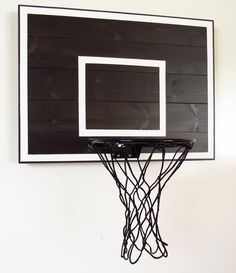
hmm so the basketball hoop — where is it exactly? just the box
[88,138,194,264]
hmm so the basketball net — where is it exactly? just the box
[89,139,193,263]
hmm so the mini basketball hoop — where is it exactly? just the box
[88,138,194,264]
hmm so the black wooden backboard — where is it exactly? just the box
[19,5,214,162]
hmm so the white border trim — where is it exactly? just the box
[18,151,213,163]
[206,23,215,160]
[19,6,29,162]
[19,5,212,27]
[19,5,214,162]
[78,56,166,137]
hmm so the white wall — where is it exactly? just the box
[1,0,236,272]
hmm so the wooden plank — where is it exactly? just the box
[28,66,159,102]
[28,14,207,47]
[28,100,160,133]
[28,37,207,74]
[28,131,207,154]
[86,101,160,130]
[28,131,208,155]
[86,64,159,103]
[28,101,207,133]
[28,68,207,103]
[28,132,90,154]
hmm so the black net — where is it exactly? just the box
[89,139,194,264]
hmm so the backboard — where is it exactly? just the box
[19,5,214,162]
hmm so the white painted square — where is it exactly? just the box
[78,56,166,137]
